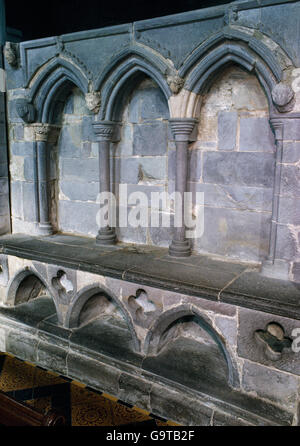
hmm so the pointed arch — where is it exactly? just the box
[28,57,90,123]
[144,304,239,388]
[95,46,172,121]
[65,284,140,352]
[179,27,293,115]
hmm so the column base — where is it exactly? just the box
[96,227,117,245]
[168,239,191,257]
[37,222,54,236]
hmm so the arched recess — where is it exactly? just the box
[6,267,50,304]
[144,304,239,388]
[179,27,293,116]
[65,284,140,352]
[28,57,90,123]
[95,47,172,121]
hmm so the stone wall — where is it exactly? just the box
[0,49,10,235]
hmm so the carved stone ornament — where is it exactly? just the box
[272,82,295,113]
[167,74,185,95]
[85,92,101,114]
[32,123,51,142]
[15,99,36,123]
[4,42,18,68]
[254,322,292,361]
[224,6,238,25]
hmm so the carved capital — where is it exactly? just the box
[15,99,36,124]
[92,121,115,141]
[169,118,198,141]
[85,92,101,114]
[32,123,51,142]
[167,74,184,95]
[31,123,60,143]
[270,117,284,140]
[4,42,18,68]
[272,83,295,113]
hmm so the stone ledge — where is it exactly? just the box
[0,234,300,321]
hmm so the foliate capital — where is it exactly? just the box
[32,123,60,142]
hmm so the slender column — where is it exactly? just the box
[169,118,197,257]
[268,118,284,263]
[33,123,54,235]
[93,121,117,245]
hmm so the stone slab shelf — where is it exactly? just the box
[0,233,299,322]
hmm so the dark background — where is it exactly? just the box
[5,0,232,41]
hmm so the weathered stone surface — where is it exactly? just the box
[58,200,99,235]
[281,165,300,197]
[203,152,275,188]
[133,122,167,156]
[195,206,271,262]
[282,142,300,163]
[118,373,151,411]
[149,384,212,426]
[60,181,99,202]
[67,350,121,396]
[242,360,298,411]
[218,111,237,151]
[239,117,275,152]
[188,182,273,212]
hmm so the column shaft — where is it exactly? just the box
[93,121,117,245]
[168,118,197,257]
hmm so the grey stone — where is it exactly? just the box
[61,158,99,182]
[218,111,237,151]
[11,142,35,158]
[11,181,23,219]
[280,165,300,198]
[60,181,99,202]
[82,116,96,142]
[278,196,300,225]
[149,384,212,426]
[284,119,300,141]
[282,142,300,164]
[242,360,298,411]
[24,157,35,181]
[58,200,99,236]
[14,125,24,141]
[195,206,271,262]
[275,224,297,261]
[133,122,167,156]
[239,117,275,152]
[237,307,300,376]
[140,86,169,121]
[212,410,253,426]
[188,182,273,213]
[113,156,167,184]
[0,145,8,165]
[128,91,140,124]
[203,152,275,188]
[58,125,82,158]
[168,148,176,181]
[67,350,121,396]
[23,182,38,222]
[118,373,151,411]
[189,149,201,181]
[6,329,38,364]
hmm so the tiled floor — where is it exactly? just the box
[0,353,177,426]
